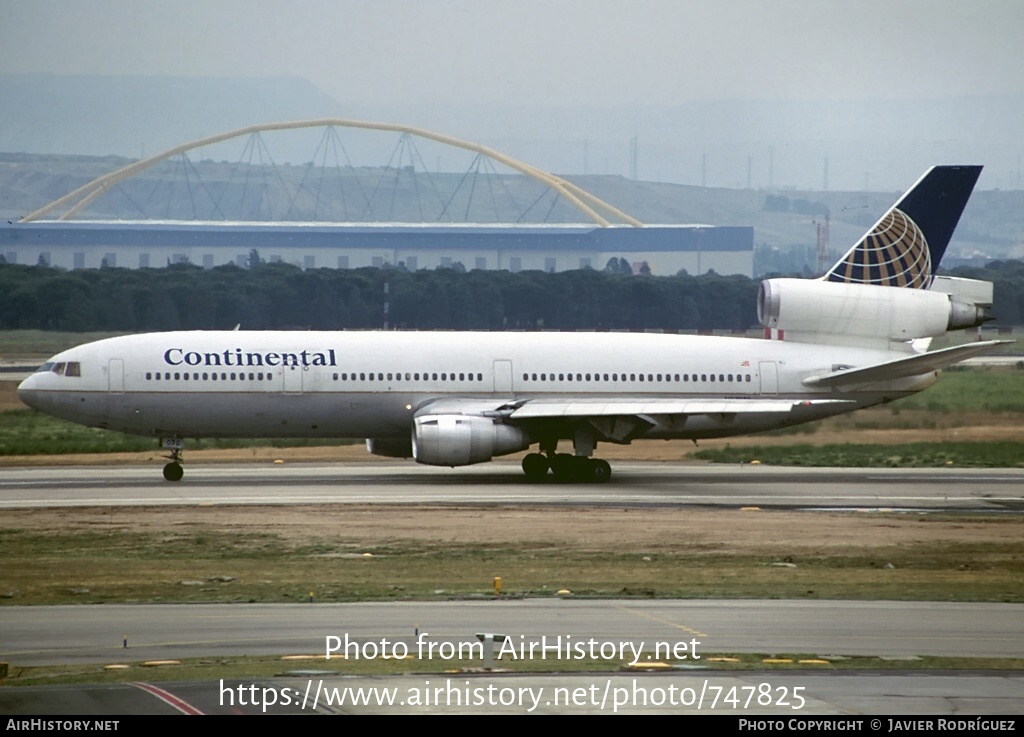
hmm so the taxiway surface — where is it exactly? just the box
[3,600,1023,667]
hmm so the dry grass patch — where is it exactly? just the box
[3,506,1022,605]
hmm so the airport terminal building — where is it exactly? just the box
[0,221,754,277]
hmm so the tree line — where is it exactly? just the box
[1,259,1022,333]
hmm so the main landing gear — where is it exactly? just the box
[521,426,612,483]
[521,452,612,483]
[161,437,185,482]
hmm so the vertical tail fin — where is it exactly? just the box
[824,165,982,289]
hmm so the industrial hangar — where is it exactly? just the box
[0,220,754,276]
[3,119,754,277]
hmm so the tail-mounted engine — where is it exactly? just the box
[757,277,992,344]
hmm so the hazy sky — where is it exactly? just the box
[3,0,1023,106]
[3,1,1024,191]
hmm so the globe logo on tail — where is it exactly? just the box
[826,208,932,289]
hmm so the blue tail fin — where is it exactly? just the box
[824,165,982,289]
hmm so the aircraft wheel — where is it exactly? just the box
[163,462,184,482]
[522,453,549,482]
[549,453,575,483]
[590,458,612,483]
[571,455,594,482]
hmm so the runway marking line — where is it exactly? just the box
[613,604,708,638]
[130,682,204,715]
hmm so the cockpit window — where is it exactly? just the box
[34,361,81,376]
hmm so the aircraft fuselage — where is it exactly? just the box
[17,330,931,442]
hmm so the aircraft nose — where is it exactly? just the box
[16,374,41,410]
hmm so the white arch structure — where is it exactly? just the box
[21,118,644,227]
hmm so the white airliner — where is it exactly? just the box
[17,166,1004,482]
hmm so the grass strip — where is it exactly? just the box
[693,441,1024,467]
[3,525,1022,606]
[0,408,357,455]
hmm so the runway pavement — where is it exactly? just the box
[2,462,1024,511]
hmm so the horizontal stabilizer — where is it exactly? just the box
[802,340,1010,388]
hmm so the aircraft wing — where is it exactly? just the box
[418,396,855,420]
[416,396,856,444]
[802,340,1010,388]
[507,398,852,418]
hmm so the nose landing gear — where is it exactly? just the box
[161,437,185,481]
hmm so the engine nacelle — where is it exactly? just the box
[757,278,991,344]
[366,438,413,458]
[412,414,530,466]
[930,275,995,329]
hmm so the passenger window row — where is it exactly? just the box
[143,371,487,383]
[329,372,485,382]
[521,372,753,383]
[147,372,274,382]
[143,370,755,385]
